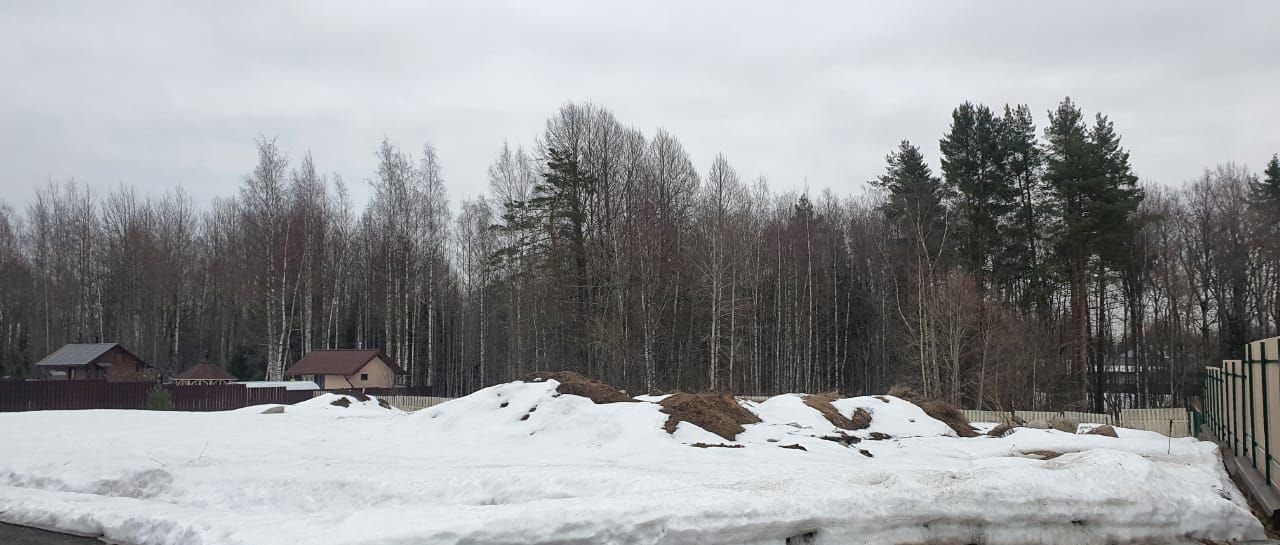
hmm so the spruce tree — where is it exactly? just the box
[873,140,952,395]
[1250,154,1280,206]
[874,140,951,251]
[492,147,597,365]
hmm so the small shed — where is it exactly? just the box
[283,349,404,390]
[36,343,150,382]
[173,362,237,385]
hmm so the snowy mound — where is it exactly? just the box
[292,393,403,416]
[410,380,670,448]
[0,379,1263,545]
[231,393,403,417]
[410,382,959,451]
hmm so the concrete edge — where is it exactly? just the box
[1223,450,1280,527]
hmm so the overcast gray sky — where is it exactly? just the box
[2,1,1278,210]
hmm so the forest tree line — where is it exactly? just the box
[1,97,1278,411]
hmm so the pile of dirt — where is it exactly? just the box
[1085,424,1118,437]
[1022,449,1063,460]
[820,433,861,446]
[523,371,635,404]
[1047,417,1079,433]
[886,386,979,438]
[988,422,1018,437]
[659,392,762,441]
[803,392,871,430]
[868,432,892,440]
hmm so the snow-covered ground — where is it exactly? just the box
[0,381,1264,545]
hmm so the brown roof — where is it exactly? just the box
[176,362,237,381]
[284,349,404,377]
[36,343,149,368]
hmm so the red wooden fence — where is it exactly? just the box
[0,380,312,412]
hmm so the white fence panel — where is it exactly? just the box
[382,395,455,411]
[1121,408,1191,438]
[962,410,1114,426]
[964,408,1189,437]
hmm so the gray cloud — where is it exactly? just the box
[2,0,1277,209]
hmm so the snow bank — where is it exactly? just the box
[291,393,404,416]
[0,380,1262,545]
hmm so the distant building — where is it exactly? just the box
[283,349,404,390]
[35,343,150,382]
[172,362,238,385]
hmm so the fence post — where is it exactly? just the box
[1219,367,1225,441]
[1211,369,1218,439]
[1230,362,1238,456]
[1200,371,1207,437]
[1264,343,1273,485]
[1249,345,1257,465]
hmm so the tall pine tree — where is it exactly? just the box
[940,102,1010,295]
[996,104,1046,313]
[1044,97,1142,412]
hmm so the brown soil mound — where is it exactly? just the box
[820,433,861,446]
[523,371,635,404]
[690,442,745,449]
[886,386,979,437]
[659,392,762,441]
[868,432,892,440]
[803,392,871,431]
[988,422,1019,437]
[1023,449,1063,460]
[1085,424,1118,437]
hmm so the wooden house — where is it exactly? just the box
[283,349,404,390]
[36,343,150,382]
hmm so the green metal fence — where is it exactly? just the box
[1202,337,1280,489]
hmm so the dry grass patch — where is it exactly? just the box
[660,392,761,441]
[988,422,1019,437]
[523,371,635,404]
[689,442,744,449]
[887,386,979,437]
[803,392,870,431]
[1021,449,1063,460]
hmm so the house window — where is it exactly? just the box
[360,373,368,381]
